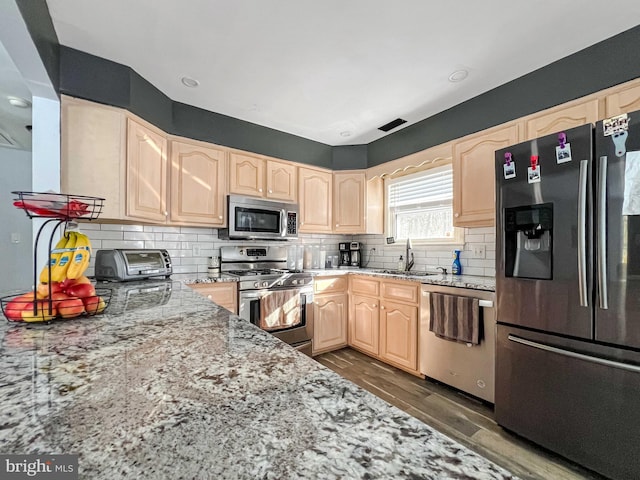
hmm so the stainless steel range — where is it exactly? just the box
[221,245,314,356]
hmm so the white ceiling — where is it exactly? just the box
[47,0,640,146]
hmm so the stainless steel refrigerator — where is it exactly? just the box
[495,114,640,480]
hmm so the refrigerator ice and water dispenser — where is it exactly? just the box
[504,203,553,279]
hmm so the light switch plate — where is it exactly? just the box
[10,233,21,244]
[472,245,486,258]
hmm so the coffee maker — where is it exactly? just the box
[349,241,362,268]
[338,242,351,268]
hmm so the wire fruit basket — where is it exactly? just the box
[2,191,110,324]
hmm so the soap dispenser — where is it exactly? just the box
[397,255,405,271]
[452,250,462,275]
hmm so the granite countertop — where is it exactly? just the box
[179,269,495,291]
[0,280,514,479]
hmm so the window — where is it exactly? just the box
[386,164,459,243]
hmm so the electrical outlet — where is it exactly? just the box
[193,244,202,256]
[472,245,486,258]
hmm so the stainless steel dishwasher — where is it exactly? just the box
[419,285,496,403]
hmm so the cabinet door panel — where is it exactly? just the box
[334,172,365,233]
[266,160,297,202]
[525,99,599,139]
[127,118,168,222]
[349,294,379,355]
[453,124,519,227]
[229,153,264,196]
[313,293,347,354]
[170,141,227,225]
[298,167,333,233]
[61,96,125,220]
[380,301,418,371]
[605,81,640,117]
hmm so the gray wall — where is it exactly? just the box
[0,147,33,293]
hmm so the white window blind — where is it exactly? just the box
[387,164,455,241]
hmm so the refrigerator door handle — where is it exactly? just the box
[508,335,640,374]
[597,156,609,310]
[578,159,589,307]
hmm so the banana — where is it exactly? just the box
[39,232,72,284]
[52,232,77,282]
[66,232,92,280]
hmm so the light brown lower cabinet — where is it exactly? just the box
[312,276,348,355]
[379,300,418,372]
[348,276,421,376]
[189,283,237,314]
[349,294,380,356]
[313,293,348,355]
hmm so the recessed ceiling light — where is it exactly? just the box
[340,131,352,137]
[181,76,199,88]
[7,96,31,108]
[448,69,469,83]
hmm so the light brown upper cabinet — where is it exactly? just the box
[169,139,227,226]
[453,123,520,227]
[333,171,365,234]
[525,98,599,140]
[126,117,169,223]
[605,80,640,117]
[229,152,297,202]
[333,172,384,234]
[266,159,297,202]
[60,96,126,220]
[298,166,333,233]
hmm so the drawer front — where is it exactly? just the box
[350,276,380,297]
[382,281,419,304]
[190,283,237,312]
[314,276,348,294]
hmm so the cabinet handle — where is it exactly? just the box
[269,189,273,193]
[218,215,223,219]
[259,188,263,192]
[454,213,459,217]
[336,224,339,227]
[381,305,385,309]
[207,295,212,299]
[164,211,168,216]
[372,304,377,308]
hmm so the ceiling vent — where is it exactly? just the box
[378,118,407,132]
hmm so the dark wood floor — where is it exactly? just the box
[315,348,608,480]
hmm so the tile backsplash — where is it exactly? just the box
[353,227,496,277]
[80,224,496,278]
[80,223,350,278]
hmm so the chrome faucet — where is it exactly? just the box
[405,238,414,272]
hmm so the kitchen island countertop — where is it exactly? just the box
[0,280,513,479]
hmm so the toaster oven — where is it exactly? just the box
[95,249,172,282]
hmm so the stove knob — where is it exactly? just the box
[261,281,269,288]
[277,280,283,286]
[291,279,298,285]
[253,282,260,288]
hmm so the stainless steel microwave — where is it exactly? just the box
[220,195,298,240]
